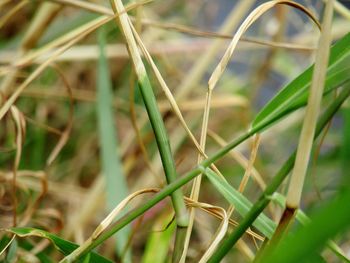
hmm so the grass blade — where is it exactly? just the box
[253,32,350,129]
[97,26,130,261]
[204,168,275,238]
[286,0,334,209]
[3,227,112,263]
[141,213,176,263]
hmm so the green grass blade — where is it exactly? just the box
[204,168,276,238]
[5,239,17,262]
[142,214,176,263]
[97,26,130,260]
[253,32,350,129]
[16,238,54,263]
[261,189,350,263]
[3,227,112,263]
[341,103,350,186]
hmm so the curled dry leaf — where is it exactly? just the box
[208,0,321,91]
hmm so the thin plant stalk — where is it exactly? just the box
[0,2,61,104]
[181,89,212,262]
[285,0,335,209]
[108,0,189,260]
[256,1,335,258]
[128,6,161,184]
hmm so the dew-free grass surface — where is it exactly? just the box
[0,1,350,262]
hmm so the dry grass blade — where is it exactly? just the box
[333,0,350,20]
[207,130,266,190]
[0,40,218,65]
[0,0,11,8]
[222,134,262,243]
[185,198,264,241]
[45,0,316,51]
[10,106,26,226]
[181,86,212,262]
[187,201,228,263]
[208,0,320,91]
[238,134,261,193]
[159,95,247,112]
[0,170,48,229]
[48,0,154,16]
[92,189,159,239]
[137,18,316,51]
[0,2,62,103]
[0,1,150,72]
[253,3,336,253]
[286,0,335,208]
[0,15,112,120]
[184,4,318,260]
[47,0,112,14]
[18,87,246,113]
[18,172,49,228]
[0,0,29,29]
[59,188,159,262]
[23,115,62,136]
[10,16,110,69]
[0,234,16,257]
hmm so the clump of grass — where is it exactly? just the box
[1,1,350,262]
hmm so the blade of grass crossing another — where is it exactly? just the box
[97,26,131,262]
[203,167,275,238]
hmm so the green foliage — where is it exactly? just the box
[3,228,112,262]
[97,26,130,260]
[204,167,275,238]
